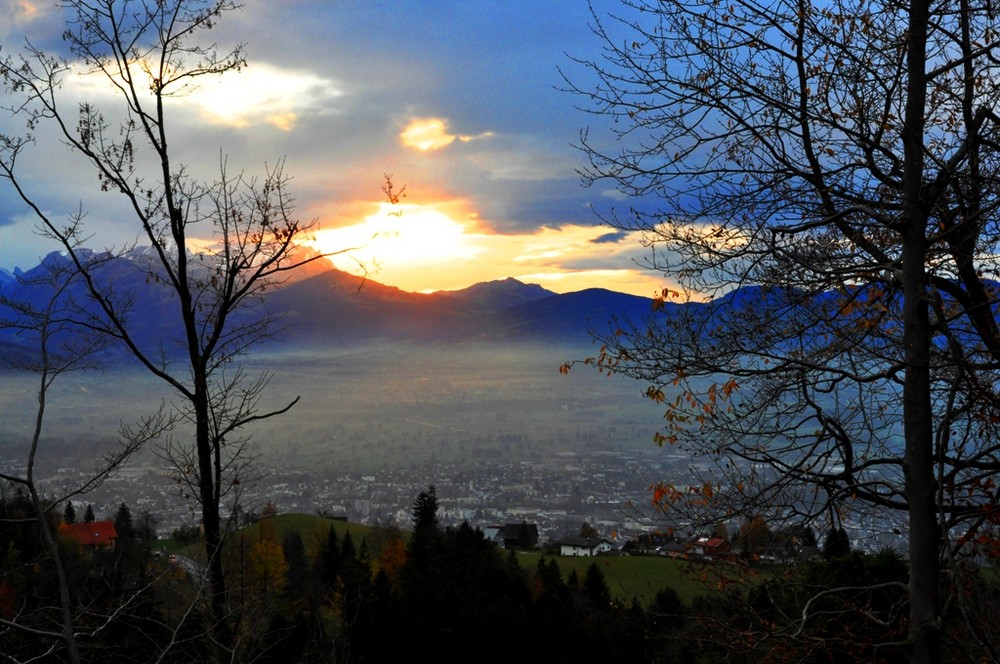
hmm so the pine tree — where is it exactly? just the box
[533,557,575,660]
[281,531,308,602]
[583,563,612,609]
[316,526,342,593]
[63,501,76,525]
[341,529,356,563]
[406,486,440,572]
[411,486,438,535]
[822,527,851,560]
[114,503,134,539]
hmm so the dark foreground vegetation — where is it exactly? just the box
[3,485,1000,663]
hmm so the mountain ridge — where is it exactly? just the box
[0,248,656,360]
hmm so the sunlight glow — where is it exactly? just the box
[307,201,675,297]
[400,117,492,151]
[310,203,484,272]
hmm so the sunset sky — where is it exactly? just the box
[0,1,669,297]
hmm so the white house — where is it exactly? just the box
[559,536,614,557]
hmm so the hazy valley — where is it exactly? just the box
[0,265,679,541]
[0,251,901,548]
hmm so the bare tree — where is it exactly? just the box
[0,2,334,659]
[0,261,171,663]
[564,1,1000,662]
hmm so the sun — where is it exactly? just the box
[309,202,483,279]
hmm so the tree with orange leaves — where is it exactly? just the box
[565,1,1000,661]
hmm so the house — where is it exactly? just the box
[499,522,538,549]
[61,521,118,550]
[692,536,729,559]
[482,526,506,547]
[628,532,689,557]
[482,523,539,549]
[559,536,614,557]
[654,540,690,558]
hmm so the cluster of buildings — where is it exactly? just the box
[8,443,902,555]
[25,447,686,548]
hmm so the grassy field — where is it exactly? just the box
[517,551,728,607]
[231,513,406,558]
[220,515,726,608]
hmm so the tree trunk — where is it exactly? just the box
[902,1,941,661]
[29,360,81,663]
[195,387,230,662]
[902,237,941,664]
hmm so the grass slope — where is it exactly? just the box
[517,551,721,607]
[237,514,719,608]
[236,513,406,558]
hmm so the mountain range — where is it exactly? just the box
[0,248,659,360]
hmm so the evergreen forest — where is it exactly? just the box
[4,485,1000,663]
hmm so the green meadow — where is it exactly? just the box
[516,551,737,606]
[201,514,728,608]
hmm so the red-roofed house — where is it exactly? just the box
[61,521,118,551]
[693,536,729,559]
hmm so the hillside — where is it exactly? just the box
[227,513,706,607]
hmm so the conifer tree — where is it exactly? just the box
[281,531,308,602]
[114,502,134,540]
[583,562,612,609]
[317,525,342,593]
[62,501,75,525]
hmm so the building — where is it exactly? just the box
[559,536,614,557]
[61,521,119,550]
[692,536,729,559]
[483,522,539,549]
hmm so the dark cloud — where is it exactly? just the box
[591,231,629,244]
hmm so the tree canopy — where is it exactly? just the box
[564,1,1000,661]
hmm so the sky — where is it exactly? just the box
[0,0,669,297]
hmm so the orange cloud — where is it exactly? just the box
[400,117,493,151]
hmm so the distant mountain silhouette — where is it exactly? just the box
[486,288,659,342]
[0,267,20,288]
[264,266,658,345]
[0,247,659,361]
[439,277,555,310]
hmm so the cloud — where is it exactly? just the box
[465,142,575,181]
[68,60,342,132]
[0,1,678,299]
[0,1,43,37]
[0,208,74,270]
[400,117,492,151]
[600,188,631,201]
[591,231,629,244]
[312,202,485,270]
[183,63,343,130]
